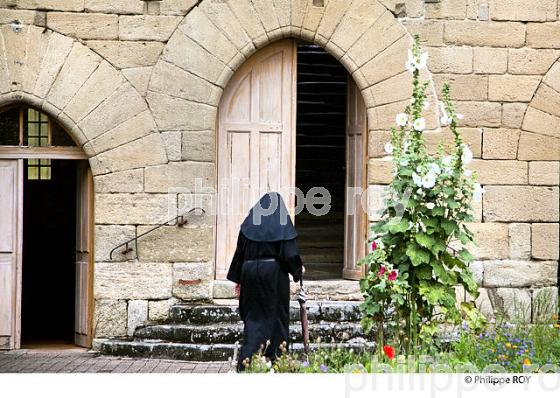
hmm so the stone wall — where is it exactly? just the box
[0,0,558,340]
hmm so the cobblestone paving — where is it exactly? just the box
[0,349,231,373]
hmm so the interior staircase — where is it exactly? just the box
[97,300,371,362]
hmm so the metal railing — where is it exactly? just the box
[109,207,206,260]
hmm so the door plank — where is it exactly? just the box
[216,40,296,279]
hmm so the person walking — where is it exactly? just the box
[226,192,304,371]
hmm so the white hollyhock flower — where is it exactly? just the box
[464,169,473,177]
[429,163,441,175]
[416,188,423,195]
[412,172,423,187]
[426,202,435,210]
[395,113,408,127]
[473,183,485,202]
[384,142,393,154]
[461,144,473,165]
[415,52,429,70]
[440,115,452,125]
[422,172,436,189]
[405,49,416,72]
[413,117,426,131]
[442,155,453,166]
[456,113,464,120]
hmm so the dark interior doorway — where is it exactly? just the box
[21,159,77,345]
[295,42,348,280]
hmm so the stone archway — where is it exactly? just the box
[0,24,168,176]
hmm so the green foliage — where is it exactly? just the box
[359,35,485,355]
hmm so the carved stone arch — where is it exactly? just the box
[147,0,440,154]
[0,24,168,177]
[519,58,560,160]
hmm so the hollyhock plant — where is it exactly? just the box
[359,35,483,357]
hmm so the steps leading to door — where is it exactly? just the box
[97,301,372,362]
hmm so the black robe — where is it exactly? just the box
[226,193,303,369]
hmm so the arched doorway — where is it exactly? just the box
[0,105,93,349]
[215,40,366,281]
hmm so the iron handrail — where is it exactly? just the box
[109,207,206,260]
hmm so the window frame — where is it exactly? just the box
[0,105,86,160]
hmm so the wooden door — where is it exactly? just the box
[216,40,297,279]
[74,161,93,347]
[0,160,22,349]
[343,79,367,280]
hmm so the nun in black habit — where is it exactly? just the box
[226,192,303,370]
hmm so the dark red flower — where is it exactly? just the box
[383,345,395,360]
[371,241,377,251]
[388,270,398,281]
[377,266,386,277]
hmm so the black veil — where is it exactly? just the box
[240,192,297,242]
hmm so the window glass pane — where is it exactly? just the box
[40,159,51,166]
[28,108,39,122]
[40,167,51,180]
[51,119,76,146]
[28,166,38,180]
[28,123,38,136]
[28,137,38,146]
[40,137,48,146]
[0,107,20,145]
[28,159,38,165]
[40,113,48,122]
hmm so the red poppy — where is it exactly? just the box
[383,345,395,360]
[371,241,377,251]
[388,270,398,281]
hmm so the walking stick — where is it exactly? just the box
[297,276,309,354]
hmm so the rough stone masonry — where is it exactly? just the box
[0,0,558,346]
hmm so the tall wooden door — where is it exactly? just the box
[216,40,297,279]
[74,161,93,347]
[343,79,367,280]
[0,160,22,349]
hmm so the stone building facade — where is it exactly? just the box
[0,0,558,349]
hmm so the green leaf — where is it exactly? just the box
[406,243,431,266]
[415,232,435,249]
[458,248,474,263]
[441,219,457,235]
[415,265,432,280]
[387,218,409,233]
[447,199,460,209]
[432,207,445,216]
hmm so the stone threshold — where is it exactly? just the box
[213,279,362,301]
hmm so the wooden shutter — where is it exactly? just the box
[343,79,367,280]
[0,160,22,349]
[216,40,296,279]
[74,161,93,347]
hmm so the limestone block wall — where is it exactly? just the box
[0,0,558,340]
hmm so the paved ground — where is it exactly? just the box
[0,348,232,373]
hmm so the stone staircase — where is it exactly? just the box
[97,300,372,362]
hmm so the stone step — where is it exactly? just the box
[98,339,374,362]
[134,321,364,344]
[168,301,362,324]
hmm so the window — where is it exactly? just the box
[27,159,51,181]
[0,105,76,147]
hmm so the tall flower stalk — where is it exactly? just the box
[359,35,484,357]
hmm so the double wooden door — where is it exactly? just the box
[0,158,93,349]
[216,40,367,280]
